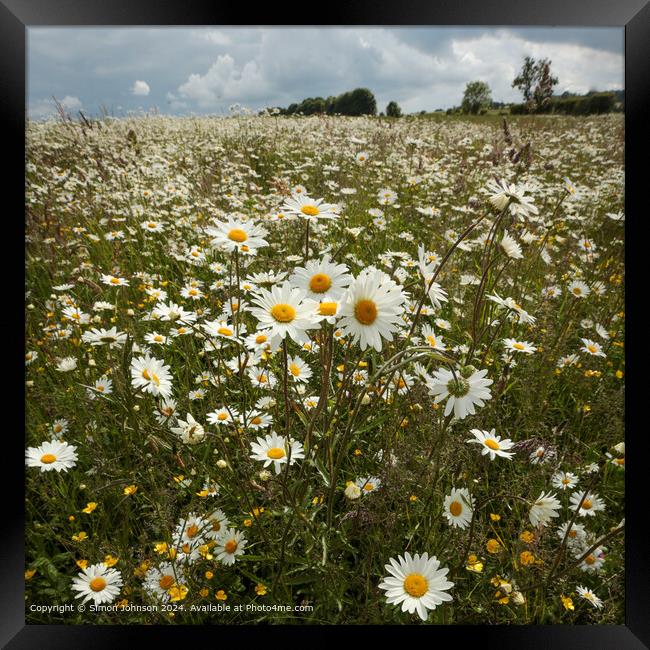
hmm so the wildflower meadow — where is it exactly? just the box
[25,111,625,624]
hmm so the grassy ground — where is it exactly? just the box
[25,112,624,624]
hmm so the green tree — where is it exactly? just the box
[334,88,377,116]
[461,81,492,115]
[512,56,537,104]
[385,101,402,117]
[512,57,559,112]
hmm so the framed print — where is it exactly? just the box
[4,0,649,646]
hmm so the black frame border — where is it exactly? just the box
[5,0,649,647]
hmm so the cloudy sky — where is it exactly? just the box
[27,27,623,119]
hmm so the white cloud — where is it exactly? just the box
[60,95,82,109]
[202,30,232,46]
[177,54,269,108]
[131,80,150,96]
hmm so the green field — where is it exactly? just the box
[25,112,624,624]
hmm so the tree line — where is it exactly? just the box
[271,88,403,117]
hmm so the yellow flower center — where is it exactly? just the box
[267,447,286,460]
[142,369,160,386]
[485,439,500,450]
[573,288,582,295]
[271,304,296,323]
[426,335,437,347]
[582,499,593,510]
[89,577,107,592]
[584,554,596,565]
[562,478,570,485]
[224,540,238,554]
[587,345,597,354]
[300,205,319,217]
[363,483,375,491]
[154,335,164,342]
[309,273,332,293]
[40,454,57,464]
[513,343,525,350]
[319,302,337,316]
[255,334,267,344]
[228,228,248,243]
[217,412,228,421]
[449,501,463,516]
[403,573,428,598]
[186,524,199,539]
[251,416,263,425]
[354,299,378,325]
[289,363,301,377]
[212,521,222,532]
[159,575,174,590]
[110,277,121,284]
[218,327,233,337]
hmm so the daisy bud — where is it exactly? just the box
[258,470,272,481]
[127,309,135,316]
[88,359,96,367]
[344,482,362,500]
[216,459,227,469]
[512,591,525,605]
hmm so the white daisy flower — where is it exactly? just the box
[289,254,351,301]
[378,552,454,621]
[426,366,493,420]
[356,476,382,494]
[567,280,590,298]
[26,440,78,473]
[143,563,182,602]
[249,281,320,350]
[249,432,305,474]
[576,585,604,609]
[170,414,206,445]
[466,428,515,460]
[500,231,524,259]
[551,471,579,491]
[130,354,173,398]
[71,563,123,605]
[443,487,474,529]
[569,491,606,517]
[338,268,406,352]
[503,338,537,354]
[282,194,339,222]
[529,491,561,527]
[215,528,247,565]
[580,338,606,357]
[205,216,268,253]
[205,509,230,541]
